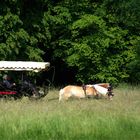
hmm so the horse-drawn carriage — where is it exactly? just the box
[0,61,50,99]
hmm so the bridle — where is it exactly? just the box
[107,84,114,97]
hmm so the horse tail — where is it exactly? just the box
[59,89,64,101]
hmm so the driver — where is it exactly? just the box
[3,74,16,89]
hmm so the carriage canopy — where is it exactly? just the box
[0,61,50,72]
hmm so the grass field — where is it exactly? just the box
[0,84,140,140]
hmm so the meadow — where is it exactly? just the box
[0,84,139,140]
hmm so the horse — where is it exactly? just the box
[59,83,114,101]
[59,85,97,101]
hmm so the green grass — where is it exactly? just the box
[0,85,140,140]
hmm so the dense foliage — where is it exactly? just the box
[0,0,140,85]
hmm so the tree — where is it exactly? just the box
[0,0,44,61]
[48,0,136,84]
[0,0,139,85]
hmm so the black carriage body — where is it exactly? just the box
[0,61,50,99]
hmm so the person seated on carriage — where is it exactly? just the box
[2,74,16,89]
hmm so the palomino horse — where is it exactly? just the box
[59,83,114,101]
[59,85,97,101]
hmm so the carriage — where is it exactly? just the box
[0,61,50,99]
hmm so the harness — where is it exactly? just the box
[82,84,96,98]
